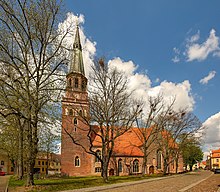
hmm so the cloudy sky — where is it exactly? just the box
[63,0,220,157]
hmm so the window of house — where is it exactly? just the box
[133,159,139,173]
[75,156,80,167]
[217,159,219,162]
[74,126,77,132]
[42,161,44,165]
[75,78,79,88]
[38,161,41,166]
[118,159,122,172]
[157,150,162,169]
[95,150,101,162]
[79,110,82,116]
[11,167,14,172]
[42,168,44,172]
[1,161,4,165]
[95,167,101,172]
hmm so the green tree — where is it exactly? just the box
[182,141,203,171]
[0,0,68,186]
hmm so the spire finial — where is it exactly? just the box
[76,14,79,27]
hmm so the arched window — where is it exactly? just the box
[69,109,73,116]
[82,80,86,91]
[157,150,162,169]
[75,78,79,88]
[69,78,72,87]
[79,110,82,116]
[95,150,101,162]
[73,118,77,125]
[118,159,122,173]
[75,156,80,167]
[133,159,139,173]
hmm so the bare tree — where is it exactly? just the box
[155,105,202,174]
[65,58,142,182]
[134,95,164,176]
[0,0,68,186]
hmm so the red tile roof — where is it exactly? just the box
[92,126,178,157]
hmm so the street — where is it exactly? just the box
[99,171,220,192]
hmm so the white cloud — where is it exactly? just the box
[186,29,220,61]
[203,112,220,156]
[108,58,195,112]
[172,56,180,63]
[58,12,96,77]
[199,71,216,84]
[172,47,180,63]
[148,80,195,111]
[188,31,200,43]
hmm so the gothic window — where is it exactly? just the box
[95,167,101,172]
[157,150,162,169]
[95,150,101,162]
[133,159,139,173]
[74,126,77,132]
[75,78,79,88]
[75,156,80,167]
[69,78,72,87]
[82,80,86,91]
[73,118,77,125]
[69,109,73,116]
[118,159,122,173]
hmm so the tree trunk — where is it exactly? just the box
[18,120,24,180]
[175,158,179,174]
[142,142,148,176]
[189,165,193,171]
[163,160,168,175]
[102,165,108,182]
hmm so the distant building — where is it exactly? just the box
[0,149,11,174]
[0,150,61,175]
[209,148,220,170]
[61,25,184,176]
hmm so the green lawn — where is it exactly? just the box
[9,174,164,192]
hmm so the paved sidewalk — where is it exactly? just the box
[0,175,10,192]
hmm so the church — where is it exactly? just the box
[60,25,184,176]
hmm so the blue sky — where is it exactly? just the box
[63,0,220,154]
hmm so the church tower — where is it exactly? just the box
[61,25,92,176]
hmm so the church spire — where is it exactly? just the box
[69,24,85,75]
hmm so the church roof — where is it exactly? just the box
[92,126,178,157]
[69,25,85,75]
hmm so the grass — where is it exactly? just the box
[9,174,164,192]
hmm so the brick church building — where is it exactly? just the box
[61,25,184,176]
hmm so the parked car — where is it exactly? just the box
[214,168,220,174]
[0,171,6,176]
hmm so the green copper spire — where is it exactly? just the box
[69,25,85,75]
